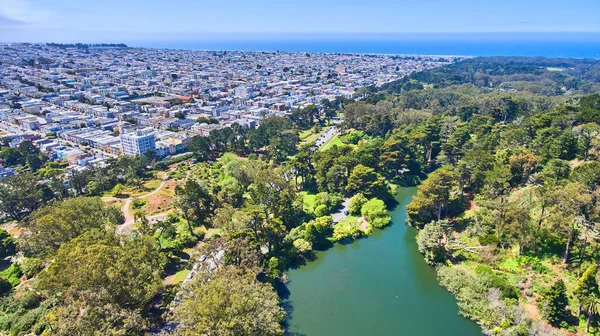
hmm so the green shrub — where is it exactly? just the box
[176,229,203,248]
[361,198,391,228]
[304,216,333,249]
[111,183,125,196]
[417,223,447,265]
[340,130,365,144]
[266,257,281,279]
[166,212,180,223]
[9,308,42,336]
[20,258,44,279]
[284,223,306,244]
[478,234,499,246]
[313,204,328,217]
[32,321,47,335]
[1,264,22,287]
[479,272,520,299]
[292,238,312,253]
[437,265,530,335]
[517,256,549,274]
[348,193,368,215]
[332,224,363,241]
[131,198,147,209]
[312,192,342,216]
[20,291,40,309]
[46,161,67,169]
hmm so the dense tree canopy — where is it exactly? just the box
[174,267,285,336]
[39,230,165,335]
[20,197,123,256]
[0,173,53,221]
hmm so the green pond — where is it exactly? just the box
[284,187,482,336]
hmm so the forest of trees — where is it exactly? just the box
[375,57,600,335]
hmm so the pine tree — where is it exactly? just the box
[543,280,570,327]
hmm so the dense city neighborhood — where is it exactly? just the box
[0,43,457,171]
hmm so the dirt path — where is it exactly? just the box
[524,302,540,321]
[115,213,168,235]
[138,174,169,200]
[121,199,133,225]
[106,172,171,235]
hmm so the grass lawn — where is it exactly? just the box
[206,228,223,239]
[337,215,359,229]
[299,128,327,147]
[320,134,343,151]
[167,269,190,285]
[103,198,124,210]
[498,258,523,274]
[301,192,317,213]
[299,129,313,140]
[129,179,162,197]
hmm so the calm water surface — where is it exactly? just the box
[135,34,600,58]
[284,187,482,336]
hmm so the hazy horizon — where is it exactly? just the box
[4,32,600,45]
[2,0,599,42]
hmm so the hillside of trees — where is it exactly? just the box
[380,56,600,95]
[369,57,600,335]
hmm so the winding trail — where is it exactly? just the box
[102,172,171,235]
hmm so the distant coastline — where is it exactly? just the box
[4,32,600,58]
[124,32,600,58]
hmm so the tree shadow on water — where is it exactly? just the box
[385,197,400,210]
[275,282,306,335]
[286,251,318,270]
[281,298,308,336]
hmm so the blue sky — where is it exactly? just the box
[1,0,600,42]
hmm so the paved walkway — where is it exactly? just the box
[331,198,351,223]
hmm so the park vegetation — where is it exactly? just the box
[380,57,600,335]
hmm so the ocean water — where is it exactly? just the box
[130,34,600,58]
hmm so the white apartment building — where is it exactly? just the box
[120,127,156,156]
[234,86,251,99]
